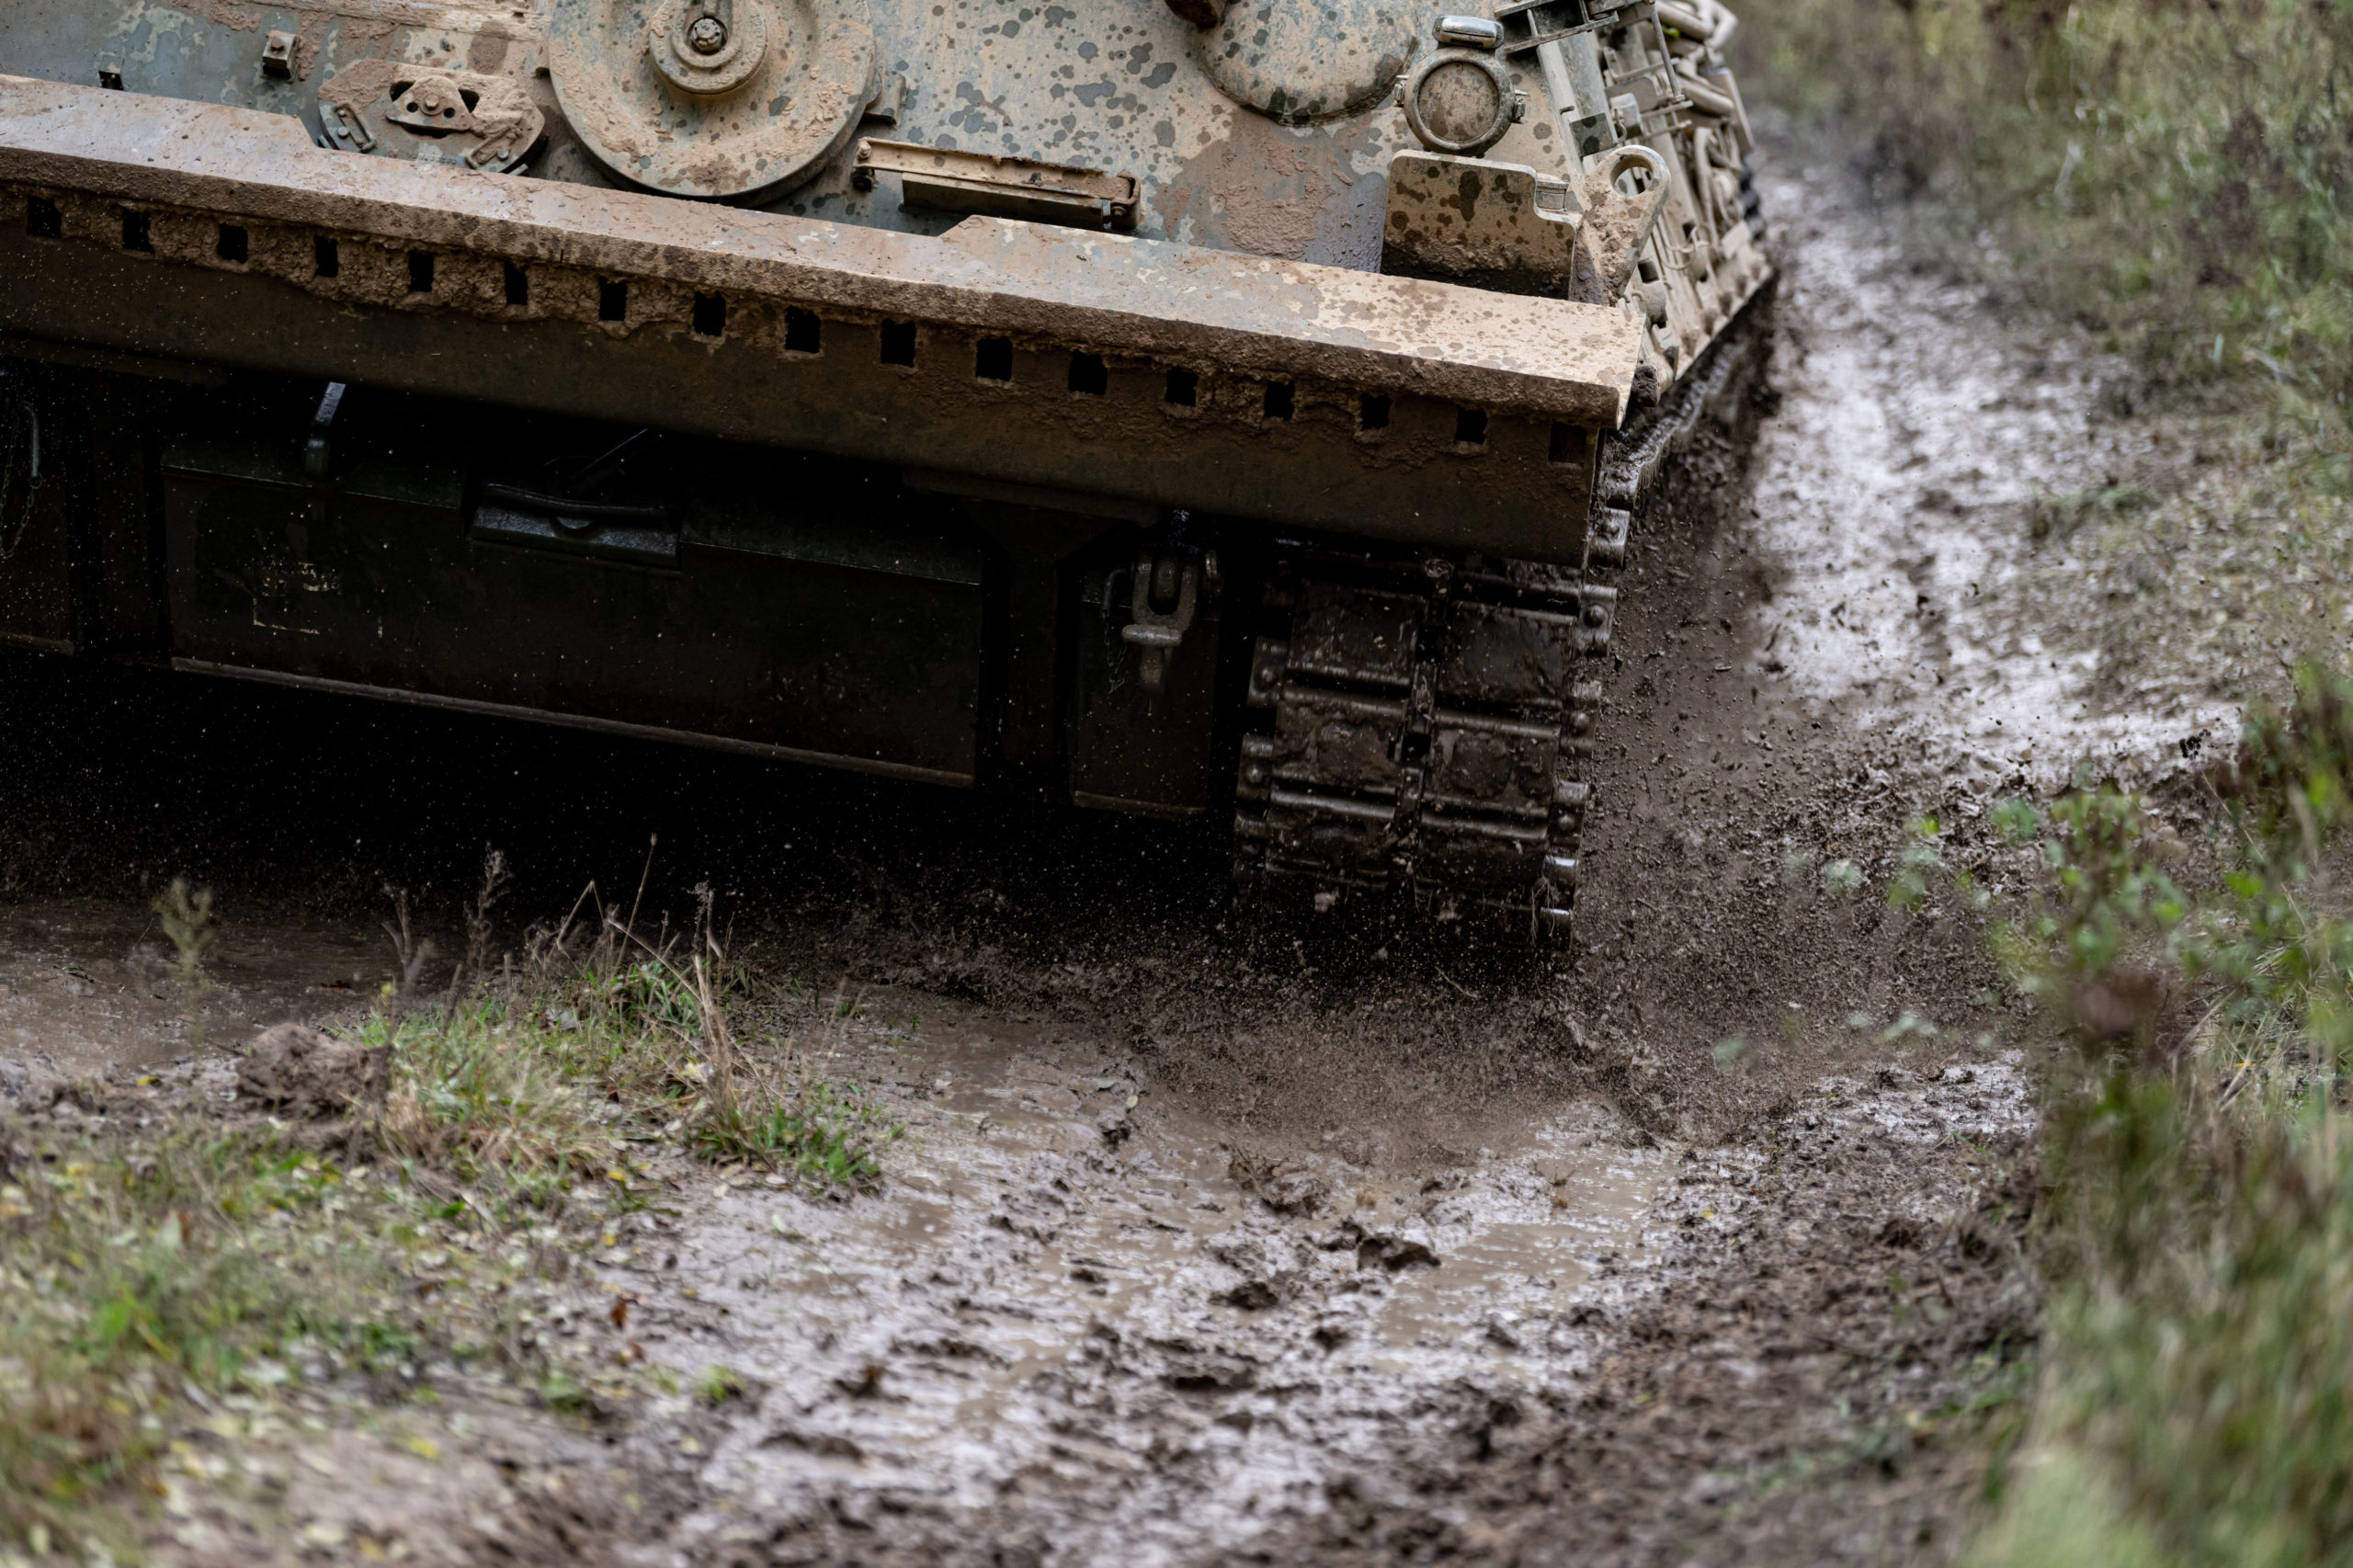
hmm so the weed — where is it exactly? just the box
[461,846,511,986]
[381,882,434,1016]
[1887,817,1949,913]
[152,877,213,994]
[1820,858,1865,899]
[152,878,216,1049]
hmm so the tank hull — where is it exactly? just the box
[0,0,1773,937]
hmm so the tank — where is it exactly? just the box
[0,0,1769,940]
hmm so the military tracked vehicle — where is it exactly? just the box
[0,0,1768,939]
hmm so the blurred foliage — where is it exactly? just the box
[1742,0,2353,468]
[1983,665,2353,1566]
[0,1132,416,1557]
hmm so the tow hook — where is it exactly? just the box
[1122,551,1199,693]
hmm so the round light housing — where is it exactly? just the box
[1399,48,1520,157]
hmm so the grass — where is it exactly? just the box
[0,1129,422,1556]
[1968,667,2353,1564]
[0,882,898,1561]
[1742,0,2353,460]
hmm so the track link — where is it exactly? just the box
[1231,547,1608,937]
[1230,291,1774,942]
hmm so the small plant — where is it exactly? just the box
[381,882,435,1017]
[461,846,511,987]
[1887,817,1948,913]
[153,876,213,996]
[1820,858,1865,900]
[689,1083,900,1190]
[696,1364,745,1405]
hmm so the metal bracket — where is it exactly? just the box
[1568,142,1670,305]
[1122,552,1199,693]
[327,102,376,153]
[852,139,1138,233]
[303,381,346,478]
[317,61,542,173]
[863,72,908,127]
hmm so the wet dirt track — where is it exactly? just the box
[0,156,2203,1566]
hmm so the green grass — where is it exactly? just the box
[688,1081,900,1188]
[0,1131,416,1555]
[1980,667,2353,1564]
[0,927,896,1559]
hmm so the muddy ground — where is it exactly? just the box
[0,153,2223,1565]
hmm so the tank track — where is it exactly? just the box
[1230,291,1773,942]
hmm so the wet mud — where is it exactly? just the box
[639,1001,1668,1565]
[0,896,381,1081]
[0,153,2183,1564]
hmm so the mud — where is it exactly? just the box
[0,895,382,1082]
[236,1020,388,1118]
[0,152,2188,1564]
[620,1001,1668,1566]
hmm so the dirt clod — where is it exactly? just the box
[1227,1147,1331,1214]
[236,1022,388,1119]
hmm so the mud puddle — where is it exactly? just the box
[609,996,1674,1564]
[0,896,381,1080]
[1738,163,2234,796]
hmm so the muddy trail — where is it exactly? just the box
[0,155,2208,1566]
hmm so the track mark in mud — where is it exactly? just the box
[1740,168,2234,796]
[607,996,1677,1566]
